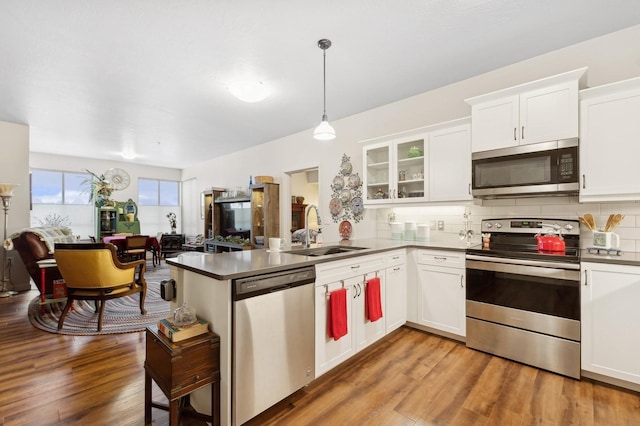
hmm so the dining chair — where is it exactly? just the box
[53,243,147,331]
[122,235,149,262]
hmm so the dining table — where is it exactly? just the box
[102,235,161,266]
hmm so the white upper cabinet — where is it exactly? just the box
[579,77,640,202]
[468,95,519,152]
[466,68,587,153]
[429,120,472,202]
[362,117,471,205]
[363,134,428,205]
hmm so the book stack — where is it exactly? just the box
[157,317,209,342]
[52,278,67,299]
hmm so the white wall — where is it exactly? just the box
[29,152,182,238]
[182,25,640,245]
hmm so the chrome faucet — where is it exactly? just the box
[305,204,322,248]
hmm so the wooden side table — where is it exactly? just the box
[36,259,65,314]
[144,325,220,426]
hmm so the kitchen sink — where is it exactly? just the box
[284,245,368,257]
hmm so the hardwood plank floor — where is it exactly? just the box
[1,285,639,425]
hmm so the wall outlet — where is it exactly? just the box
[437,220,444,231]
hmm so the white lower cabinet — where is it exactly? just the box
[351,273,387,352]
[581,262,640,385]
[314,255,386,377]
[384,250,407,333]
[314,282,356,376]
[415,249,466,338]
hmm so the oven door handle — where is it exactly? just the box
[466,258,581,281]
[465,254,580,270]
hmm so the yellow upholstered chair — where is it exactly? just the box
[53,243,147,331]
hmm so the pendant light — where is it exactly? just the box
[314,39,336,140]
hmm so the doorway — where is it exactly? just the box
[283,167,319,243]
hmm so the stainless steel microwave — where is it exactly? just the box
[471,139,579,198]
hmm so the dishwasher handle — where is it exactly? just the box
[269,284,292,293]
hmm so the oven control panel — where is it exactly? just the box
[482,218,580,235]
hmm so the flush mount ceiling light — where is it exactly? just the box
[313,39,336,141]
[228,80,270,103]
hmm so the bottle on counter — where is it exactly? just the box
[316,228,323,247]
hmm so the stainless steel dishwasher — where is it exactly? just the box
[232,266,316,425]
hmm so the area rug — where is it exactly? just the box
[28,265,171,336]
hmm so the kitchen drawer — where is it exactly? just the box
[315,254,385,285]
[145,326,220,398]
[385,250,406,267]
[415,249,465,268]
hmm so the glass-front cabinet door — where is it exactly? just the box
[363,134,427,205]
[364,143,392,204]
[395,138,426,200]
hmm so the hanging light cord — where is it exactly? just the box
[314,39,335,140]
[318,39,332,120]
[322,46,327,118]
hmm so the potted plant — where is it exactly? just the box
[167,212,177,233]
[82,170,114,207]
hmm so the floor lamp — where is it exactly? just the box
[0,184,19,298]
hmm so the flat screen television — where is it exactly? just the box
[219,201,251,239]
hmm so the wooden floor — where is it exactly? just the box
[1,286,639,425]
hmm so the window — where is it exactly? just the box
[31,169,90,204]
[138,178,180,206]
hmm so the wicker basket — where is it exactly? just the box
[254,175,274,183]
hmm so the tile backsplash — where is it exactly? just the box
[376,196,640,252]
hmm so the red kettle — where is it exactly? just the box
[535,233,565,252]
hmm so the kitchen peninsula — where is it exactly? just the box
[166,238,471,426]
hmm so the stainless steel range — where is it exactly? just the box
[465,218,581,379]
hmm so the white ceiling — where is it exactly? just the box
[1,1,639,168]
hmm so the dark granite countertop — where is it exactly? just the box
[166,238,475,280]
[167,237,640,280]
[580,249,640,267]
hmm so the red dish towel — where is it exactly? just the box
[366,277,383,322]
[327,288,348,341]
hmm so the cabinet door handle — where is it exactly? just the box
[584,270,588,286]
[392,255,400,260]
[393,267,401,271]
[434,256,447,261]
[460,275,464,288]
[468,183,471,195]
[513,127,517,141]
[521,125,525,139]
[350,265,361,270]
[582,174,586,189]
